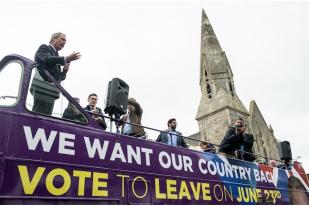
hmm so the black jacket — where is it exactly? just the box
[62,107,86,123]
[34,44,66,82]
[219,127,255,162]
[219,127,244,153]
[84,105,107,130]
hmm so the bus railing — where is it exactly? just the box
[38,68,288,167]
[85,110,286,166]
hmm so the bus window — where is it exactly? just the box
[0,61,23,107]
[25,68,88,124]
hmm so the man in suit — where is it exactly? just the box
[156,118,188,148]
[35,32,81,82]
[31,32,80,115]
[120,98,145,138]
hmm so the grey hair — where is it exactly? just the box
[49,32,65,43]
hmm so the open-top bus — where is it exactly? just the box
[0,54,308,204]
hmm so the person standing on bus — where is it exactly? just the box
[269,160,278,168]
[219,117,255,161]
[156,118,188,148]
[34,32,81,82]
[62,97,86,123]
[200,141,216,153]
[84,93,107,130]
[31,32,81,115]
[119,98,145,138]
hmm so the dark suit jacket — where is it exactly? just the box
[156,130,188,148]
[84,105,107,130]
[34,44,66,82]
[219,127,245,154]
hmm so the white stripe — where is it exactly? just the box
[291,167,309,192]
[272,167,279,187]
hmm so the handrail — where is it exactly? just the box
[0,96,17,99]
[35,67,282,165]
[85,110,285,164]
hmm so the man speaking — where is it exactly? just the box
[31,32,80,115]
[35,32,81,82]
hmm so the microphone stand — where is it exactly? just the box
[109,113,113,133]
[114,113,121,134]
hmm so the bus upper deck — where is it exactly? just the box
[0,54,308,204]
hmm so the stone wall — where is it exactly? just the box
[248,100,280,162]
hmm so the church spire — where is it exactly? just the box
[194,10,280,161]
[200,9,223,58]
[196,9,248,120]
[199,9,230,93]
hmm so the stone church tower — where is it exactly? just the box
[195,10,280,162]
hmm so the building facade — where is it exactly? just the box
[194,10,280,162]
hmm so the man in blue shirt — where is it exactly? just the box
[119,98,145,138]
[156,118,188,148]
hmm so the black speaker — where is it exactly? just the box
[278,141,292,161]
[104,78,129,116]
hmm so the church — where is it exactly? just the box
[189,10,280,163]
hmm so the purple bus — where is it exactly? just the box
[0,54,308,204]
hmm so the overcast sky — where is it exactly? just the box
[1,0,308,171]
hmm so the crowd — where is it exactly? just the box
[33,32,287,168]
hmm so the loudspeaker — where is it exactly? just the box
[278,141,292,161]
[104,78,129,116]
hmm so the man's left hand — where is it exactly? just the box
[63,63,70,73]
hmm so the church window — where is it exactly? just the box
[206,83,212,99]
[229,81,234,97]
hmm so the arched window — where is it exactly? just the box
[206,84,212,99]
[229,81,234,97]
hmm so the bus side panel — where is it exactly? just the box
[2,114,308,204]
[0,111,11,190]
[0,158,298,205]
[0,112,11,153]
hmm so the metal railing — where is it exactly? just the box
[85,110,287,166]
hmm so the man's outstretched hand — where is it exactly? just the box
[66,51,81,63]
